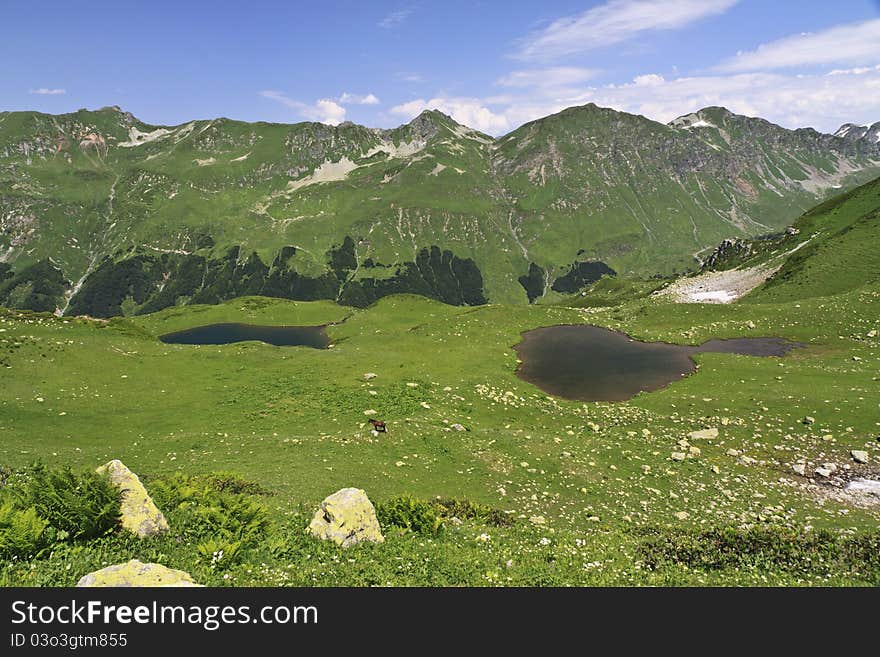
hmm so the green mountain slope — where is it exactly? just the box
[1,104,878,315]
[699,175,880,302]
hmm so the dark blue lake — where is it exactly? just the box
[159,323,330,348]
[514,324,801,402]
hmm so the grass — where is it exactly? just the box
[1,282,879,586]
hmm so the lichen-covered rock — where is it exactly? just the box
[688,428,719,440]
[97,459,169,538]
[77,560,201,587]
[308,487,384,547]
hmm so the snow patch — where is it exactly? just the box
[287,138,426,192]
[691,290,737,302]
[118,126,172,148]
[846,478,880,496]
[683,119,715,129]
[287,157,360,191]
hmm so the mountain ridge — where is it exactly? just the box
[1,102,879,316]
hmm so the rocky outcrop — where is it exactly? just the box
[308,488,384,547]
[77,560,200,587]
[97,460,169,538]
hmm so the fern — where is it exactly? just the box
[0,501,49,559]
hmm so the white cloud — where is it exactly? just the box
[29,88,66,95]
[632,73,666,86]
[515,0,738,61]
[259,91,347,125]
[390,97,511,134]
[379,8,413,29]
[556,69,880,133]
[717,19,880,72]
[497,67,599,89]
[339,92,381,105]
[394,65,880,136]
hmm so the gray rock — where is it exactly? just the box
[450,423,467,432]
[308,488,384,548]
[688,428,719,440]
[792,463,806,476]
[77,560,200,587]
[851,450,869,464]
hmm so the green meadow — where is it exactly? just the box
[1,284,878,586]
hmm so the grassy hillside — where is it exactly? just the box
[1,286,878,586]
[697,175,880,303]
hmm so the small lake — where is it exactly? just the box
[159,323,330,348]
[514,324,801,402]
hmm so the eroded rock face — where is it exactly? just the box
[308,488,384,548]
[77,560,200,587]
[97,459,169,538]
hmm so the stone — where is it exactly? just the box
[450,423,467,432]
[815,467,835,478]
[688,428,719,440]
[688,446,702,457]
[745,321,756,329]
[308,488,384,548]
[97,460,169,538]
[737,456,757,466]
[673,511,689,520]
[851,450,869,464]
[867,330,877,338]
[725,448,741,457]
[792,463,806,476]
[670,452,687,461]
[363,372,377,380]
[802,416,815,425]
[77,560,200,587]
[529,515,547,525]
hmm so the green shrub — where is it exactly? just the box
[376,496,444,535]
[197,537,242,570]
[0,501,49,559]
[148,472,271,548]
[637,525,880,577]
[10,464,120,541]
[432,498,514,527]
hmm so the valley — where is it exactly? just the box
[1,108,879,588]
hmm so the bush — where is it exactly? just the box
[0,501,49,559]
[147,472,272,548]
[9,464,120,541]
[197,537,242,570]
[637,525,880,578]
[376,496,443,535]
[432,498,514,527]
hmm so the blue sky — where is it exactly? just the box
[2,0,880,134]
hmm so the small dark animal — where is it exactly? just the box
[368,419,387,433]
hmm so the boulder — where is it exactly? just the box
[97,460,169,538]
[670,452,687,461]
[450,423,467,432]
[363,372,377,380]
[792,463,806,476]
[688,428,719,440]
[851,450,869,464]
[308,488,384,548]
[77,560,200,587]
